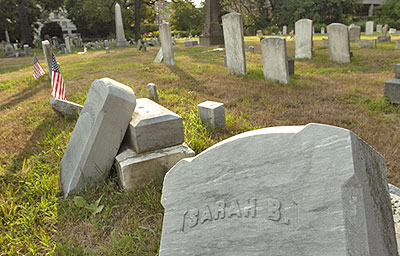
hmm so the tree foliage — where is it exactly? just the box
[40,21,63,38]
[375,0,400,29]
[168,0,203,33]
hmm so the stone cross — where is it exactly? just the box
[159,22,175,66]
[328,23,351,64]
[41,40,52,78]
[199,0,224,46]
[366,21,374,35]
[261,37,289,84]
[115,3,129,47]
[158,123,398,255]
[295,19,313,59]
[222,12,247,75]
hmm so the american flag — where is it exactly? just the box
[50,53,67,100]
[32,54,45,79]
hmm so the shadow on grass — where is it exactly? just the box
[166,64,202,89]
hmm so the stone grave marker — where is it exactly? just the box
[147,83,159,102]
[159,123,398,255]
[200,0,224,46]
[115,3,129,46]
[389,28,397,34]
[261,37,289,84]
[383,24,389,37]
[349,24,361,42]
[154,48,164,63]
[60,78,136,198]
[248,46,255,53]
[5,43,15,58]
[322,38,329,47]
[283,25,287,35]
[366,21,374,35]
[384,64,400,104]
[52,37,59,49]
[321,27,325,34]
[41,40,52,78]
[295,19,313,59]
[160,22,175,66]
[328,23,351,64]
[197,101,225,129]
[50,98,83,118]
[23,44,30,57]
[256,30,263,40]
[184,41,198,47]
[377,24,383,33]
[222,12,247,75]
[396,40,400,50]
[359,39,376,48]
[287,57,295,76]
[65,37,72,54]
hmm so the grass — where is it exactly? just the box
[1,35,400,255]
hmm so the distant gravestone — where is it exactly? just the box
[60,78,136,198]
[159,123,398,255]
[383,24,389,37]
[396,40,400,50]
[348,24,361,42]
[5,43,15,58]
[52,37,59,49]
[377,24,383,33]
[261,37,289,84]
[295,19,313,59]
[389,28,397,34]
[283,25,287,36]
[160,22,175,66]
[327,23,351,64]
[384,64,400,104]
[322,38,329,48]
[147,83,159,102]
[321,27,325,34]
[222,12,247,75]
[366,21,374,35]
[248,46,255,53]
[197,101,225,129]
[23,44,30,57]
[65,37,72,54]
[41,40,52,78]
[359,39,376,48]
[115,3,129,46]
[256,30,263,40]
[184,41,198,47]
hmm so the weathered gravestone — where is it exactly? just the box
[322,38,329,48]
[160,23,175,66]
[52,37,59,49]
[197,101,226,129]
[65,37,72,54]
[282,26,287,36]
[384,64,400,104]
[60,78,136,198]
[321,27,325,34]
[366,21,374,35]
[287,57,295,76]
[41,40,52,78]
[295,19,313,59]
[396,40,400,50]
[154,48,163,63]
[23,44,30,57]
[377,24,383,33]
[261,37,289,84]
[378,25,391,42]
[159,123,398,255]
[147,83,159,102]
[50,97,83,118]
[328,23,351,64]
[389,28,397,34]
[256,30,263,40]
[5,43,14,58]
[200,0,224,46]
[114,3,129,47]
[184,41,198,47]
[349,24,361,42]
[359,39,376,48]
[222,12,247,75]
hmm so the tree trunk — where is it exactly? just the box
[16,0,33,46]
[134,0,141,40]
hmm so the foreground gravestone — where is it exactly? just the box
[41,40,52,78]
[159,123,398,255]
[384,64,400,104]
[60,78,136,198]
[366,21,374,35]
[348,24,361,42]
[160,23,175,66]
[197,101,225,129]
[328,23,351,64]
[222,12,247,75]
[261,37,289,84]
[50,98,83,118]
[114,3,129,47]
[295,19,313,59]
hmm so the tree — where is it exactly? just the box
[375,0,400,29]
[168,0,203,33]
[40,21,63,38]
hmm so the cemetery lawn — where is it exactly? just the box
[1,34,400,255]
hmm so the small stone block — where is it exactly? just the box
[184,41,198,47]
[378,36,391,43]
[50,98,83,118]
[197,101,225,129]
[115,143,195,190]
[384,78,400,104]
[124,98,184,153]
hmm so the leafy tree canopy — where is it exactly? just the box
[168,0,204,34]
[375,0,400,29]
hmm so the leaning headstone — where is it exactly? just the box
[295,19,313,59]
[248,46,255,53]
[65,37,72,54]
[124,98,184,154]
[197,101,226,129]
[383,24,389,37]
[327,23,351,64]
[282,26,287,36]
[147,83,159,102]
[154,48,164,63]
[222,12,247,75]
[50,98,83,118]
[159,123,398,255]
[366,21,374,35]
[23,44,30,57]
[60,78,137,198]
[41,40,52,78]
[261,37,289,84]
[377,24,383,33]
[348,24,361,42]
[396,40,400,50]
[384,64,400,104]
[359,39,376,48]
[159,22,175,66]
[115,3,129,46]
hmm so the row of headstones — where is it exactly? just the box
[366,21,397,36]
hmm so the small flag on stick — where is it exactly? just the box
[50,53,67,100]
[32,54,45,79]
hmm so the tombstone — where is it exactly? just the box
[23,44,30,57]
[147,83,159,102]
[283,26,287,36]
[384,64,400,104]
[159,23,175,66]
[256,30,263,40]
[377,24,383,33]
[95,41,100,50]
[348,24,361,42]
[327,23,351,64]
[158,123,398,255]
[104,40,110,48]
[65,37,72,54]
[378,36,391,43]
[224,56,227,67]
[222,12,247,75]
[383,24,389,37]
[13,43,19,51]
[359,39,376,48]
[365,21,374,35]
[50,98,83,118]
[261,37,289,84]
[41,40,52,78]
[52,37,59,49]
[5,29,10,44]
[248,46,255,53]
[321,27,325,34]
[322,38,329,48]
[295,19,313,59]
[4,43,15,58]
[114,3,129,46]
[105,47,110,53]
[200,0,224,46]
[154,48,164,63]
[184,41,198,47]
[389,28,397,34]
[287,57,295,76]
[60,78,136,198]
[396,40,400,50]
[197,101,225,129]
[77,35,83,48]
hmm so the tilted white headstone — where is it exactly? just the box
[159,23,175,66]
[328,23,351,64]
[222,12,247,75]
[60,78,136,198]
[115,3,129,47]
[154,48,164,63]
[295,19,313,59]
[41,40,52,78]
[159,123,398,255]
[261,37,289,84]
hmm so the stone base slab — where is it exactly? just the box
[384,78,400,104]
